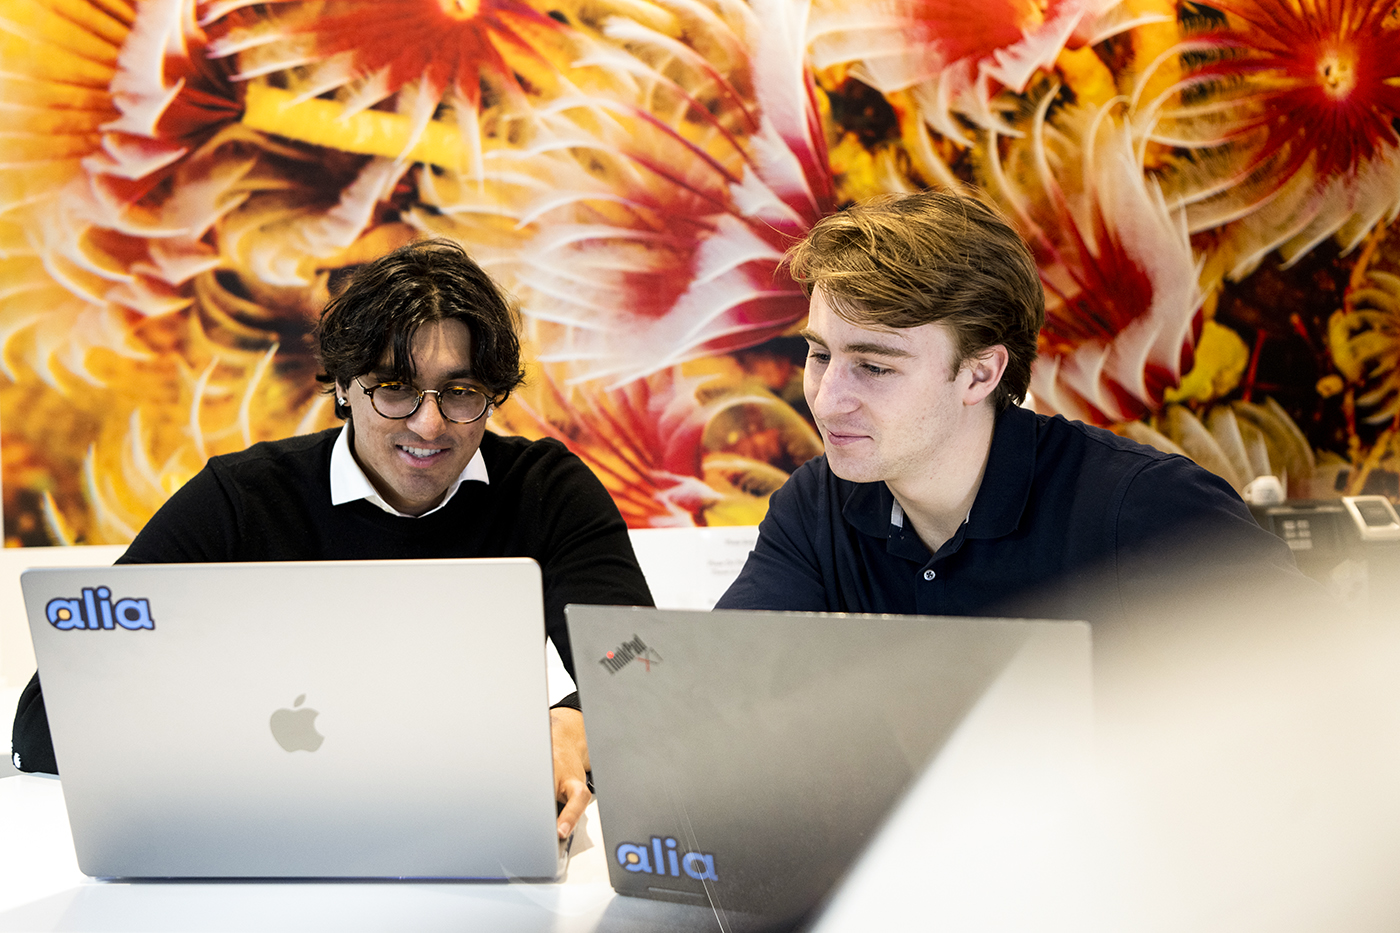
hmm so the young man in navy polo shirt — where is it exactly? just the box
[717,190,1303,623]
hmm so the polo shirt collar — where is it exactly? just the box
[844,477,896,540]
[328,423,488,518]
[840,405,1036,546]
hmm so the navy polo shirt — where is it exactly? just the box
[717,406,1302,625]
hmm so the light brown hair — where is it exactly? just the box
[787,189,1044,413]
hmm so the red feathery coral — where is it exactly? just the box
[986,93,1203,423]
[419,0,834,385]
[1182,0,1400,187]
[808,0,1136,141]
[204,0,571,147]
[1146,0,1400,273]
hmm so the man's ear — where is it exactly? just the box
[962,345,1009,407]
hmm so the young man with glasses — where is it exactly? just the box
[12,239,652,840]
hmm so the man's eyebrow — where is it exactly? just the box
[843,341,914,358]
[799,328,913,359]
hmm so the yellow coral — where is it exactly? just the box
[241,83,470,171]
[1164,320,1250,405]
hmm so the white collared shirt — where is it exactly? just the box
[328,423,488,518]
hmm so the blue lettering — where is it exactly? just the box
[46,598,84,630]
[45,592,154,631]
[96,587,114,629]
[113,599,154,630]
[616,843,652,873]
[682,852,717,881]
[616,838,716,880]
[82,589,99,630]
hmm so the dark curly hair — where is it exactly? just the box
[314,238,526,418]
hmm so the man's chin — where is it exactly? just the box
[824,451,881,485]
[383,470,457,514]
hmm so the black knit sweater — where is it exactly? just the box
[12,428,653,774]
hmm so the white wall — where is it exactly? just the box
[626,525,759,611]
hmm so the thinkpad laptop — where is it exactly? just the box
[567,605,1092,931]
[23,559,564,880]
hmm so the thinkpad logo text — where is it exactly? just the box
[599,634,662,674]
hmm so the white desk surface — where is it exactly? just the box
[0,775,724,932]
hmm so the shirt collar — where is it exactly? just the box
[845,482,930,563]
[844,478,894,539]
[328,423,488,518]
[889,499,970,531]
[841,404,1037,546]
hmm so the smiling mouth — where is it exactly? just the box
[399,444,446,459]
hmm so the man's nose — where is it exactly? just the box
[406,392,449,435]
[809,367,855,418]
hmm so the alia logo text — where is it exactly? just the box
[47,588,155,631]
[615,837,717,881]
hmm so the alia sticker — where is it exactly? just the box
[46,587,155,631]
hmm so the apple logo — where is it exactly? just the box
[269,694,324,752]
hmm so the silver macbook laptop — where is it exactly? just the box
[567,605,1091,931]
[23,559,564,881]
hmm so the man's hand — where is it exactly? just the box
[550,706,591,839]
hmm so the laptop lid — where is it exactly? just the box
[567,605,1091,930]
[23,559,563,880]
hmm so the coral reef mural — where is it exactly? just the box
[0,0,1396,545]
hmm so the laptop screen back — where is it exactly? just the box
[568,605,1091,929]
[24,558,561,880]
